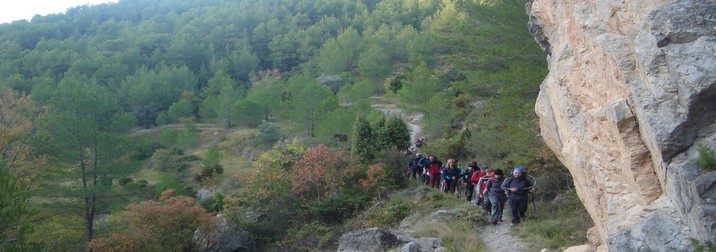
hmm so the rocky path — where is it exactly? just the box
[478,218,530,252]
[375,107,422,141]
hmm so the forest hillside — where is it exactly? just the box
[0,0,587,251]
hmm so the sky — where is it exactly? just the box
[0,0,119,24]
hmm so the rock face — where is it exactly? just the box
[528,0,716,250]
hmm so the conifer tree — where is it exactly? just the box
[33,74,136,242]
[384,116,411,151]
[351,115,374,162]
[0,162,36,250]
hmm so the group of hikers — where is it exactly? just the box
[407,152,536,227]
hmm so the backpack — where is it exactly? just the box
[461,169,473,184]
[417,157,428,168]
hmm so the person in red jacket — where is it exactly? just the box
[480,166,494,213]
[426,155,442,189]
[470,163,483,203]
[471,165,488,204]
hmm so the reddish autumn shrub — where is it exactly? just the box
[87,189,218,251]
[290,144,348,200]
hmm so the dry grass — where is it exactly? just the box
[216,129,259,155]
[351,185,486,252]
[214,128,258,189]
[512,190,592,250]
[186,128,258,191]
[130,125,258,193]
[369,96,399,109]
[412,220,484,252]
[133,168,164,185]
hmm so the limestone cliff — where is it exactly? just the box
[528,0,716,251]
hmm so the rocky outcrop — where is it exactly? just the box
[337,228,401,252]
[336,225,446,252]
[338,206,470,252]
[529,0,716,250]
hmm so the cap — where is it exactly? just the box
[513,167,523,172]
[494,169,503,175]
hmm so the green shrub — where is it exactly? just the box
[131,141,164,161]
[372,150,409,190]
[359,193,415,227]
[202,148,222,168]
[118,177,134,186]
[154,175,193,197]
[379,196,413,225]
[200,193,225,213]
[512,189,591,250]
[283,222,336,251]
[196,164,224,183]
[158,128,179,147]
[151,148,198,172]
[176,123,198,150]
[136,179,148,188]
[299,193,371,224]
[151,148,179,171]
[697,144,716,171]
[195,148,225,183]
[257,121,286,146]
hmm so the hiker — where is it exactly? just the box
[461,162,478,201]
[484,169,507,224]
[427,155,442,189]
[472,166,484,205]
[408,153,423,179]
[418,154,430,184]
[479,166,494,213]
[415,137,426,148]
[404,146,416,157]
[501,167,535,227]
[442,159,460,194]
[470,163,482,204]
[473,166,492,205]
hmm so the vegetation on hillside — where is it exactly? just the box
[0,0,589,250]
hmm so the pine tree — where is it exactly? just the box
[33,74,136,242]
[0,162,36,250]
[384,116,411,151]
[351,115,374,162]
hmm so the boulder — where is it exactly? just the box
[399,242,420,252]
[426,208,467,222]
[337,228,400,252]
[397,236,442,252]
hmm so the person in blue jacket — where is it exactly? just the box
[501,167,535,227]
[442,159,461,194]
[417,154,429,184]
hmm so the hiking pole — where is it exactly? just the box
[530,191,536,211]
[526,175,537,211]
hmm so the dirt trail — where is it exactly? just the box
[370,97,423,143]
[478,218,530,251]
